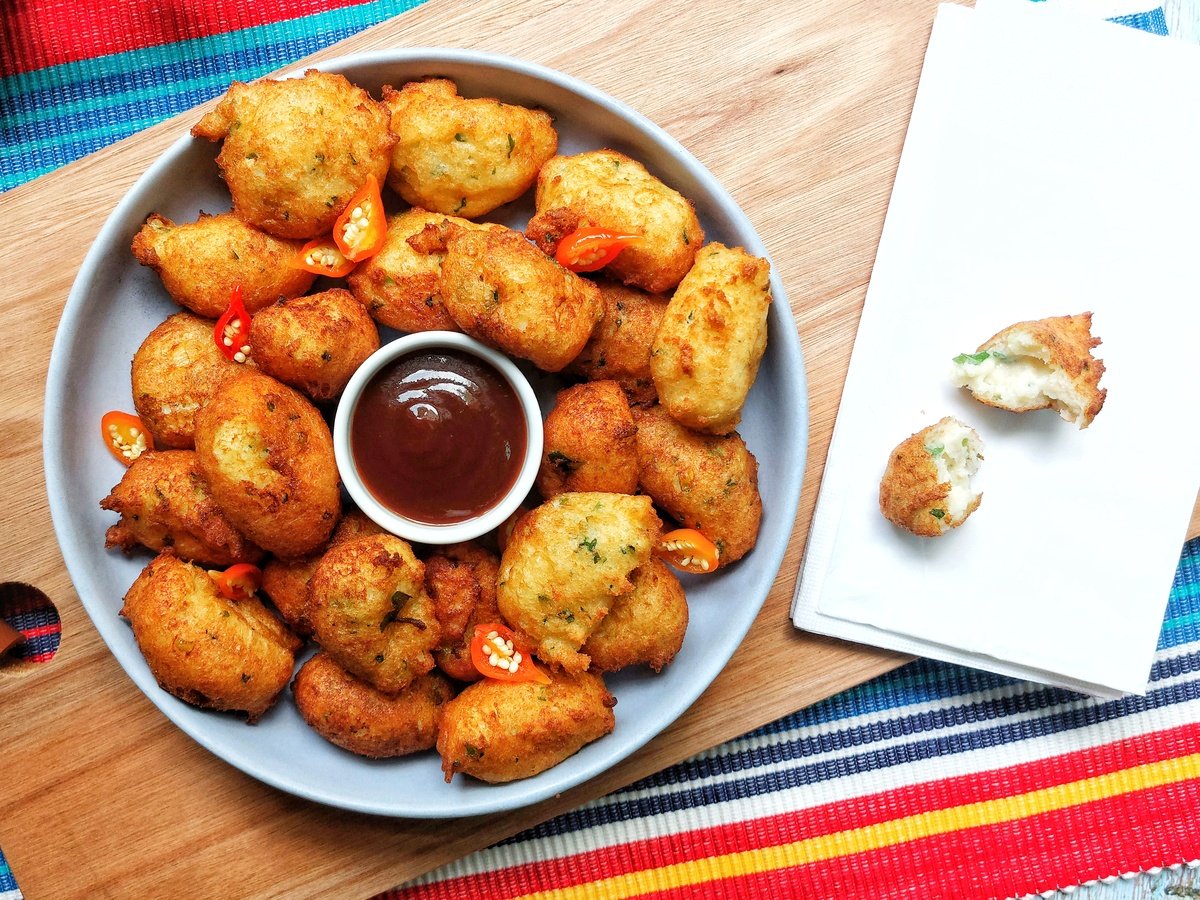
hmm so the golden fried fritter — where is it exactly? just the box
[537,381,638,499]
[497,492,660,673]
[651,243,772,434]
[346,208,502,332]
[426,542,502,683]
[292,652,451,758]
[131,311,243,449]
[307,534,440,695]
[193,369,339,558]
[100,450,262,567]
[247,288,379,401]
[582,558,687,673]
[526,150,702,294]
[382,78,557,218]
[191,69,394,240]
[950,312,1106,428]
[879,417,984,537]
[633,404,761,564]
[130,213,314,318]
[427,222,602,372]
[120,550,299,722]
[437,669,615,783]
[566,280,669,405]
[260,509,384,636]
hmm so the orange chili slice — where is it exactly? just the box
[554,227,641,273]
[469,623,550,684]
[209,563,263,602]
[656,528,720,574]
[213,285,251,362]
[333,174,387,262]
[100,410,153,466]
[292,237,356,278]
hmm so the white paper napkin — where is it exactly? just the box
[791,0,1200,698]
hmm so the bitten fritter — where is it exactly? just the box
[633,404,762,564]
[950,312,1106,429]
[191,69,395,240]
[247,288,379,401]
[497,492,660,673]
[131,311,243,449]
[651,243,772,435]
[292,652,451,758]
[193,369,340,558]
[382,78,557,218]
[426,542,502,683]
[100,450,263,567]
[537,381,638,499]
[307,535,440,695]
[582,558,687,673]
[424,222,603,372]
[260,509,383,636]
[437,669,615,783]
[566,280,669,405]
[120,550,299,722]
[526,150,703,294]
[130,213,315,318]
[879,417,984,537]
[346,208,502,332]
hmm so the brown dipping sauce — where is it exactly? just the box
[350,349,527,525]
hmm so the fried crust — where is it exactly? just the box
[878,417,983,537]
[582,558,687,673]
[100,450,263,567]
[307,534,440,695]
[192,70,394,239]
[565,280,668,405]
[526,149,702,294]
[382,78,557,218]
[437,669,615,783]
[193,369,340,558]
[632,404,762,564]
[496,492,660,673]
[120,550,298,722]
[292,652,452,758]
[130,213,314,317]
[651,243,772,435]
[537,381,638,500]
[131,311,244,449]
[248,288,379,401]
[427,542,502,683]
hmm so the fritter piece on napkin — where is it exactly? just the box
[879,417,984,537]
[950,312,1106,429]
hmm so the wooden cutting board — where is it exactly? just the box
[2,0,1197,896]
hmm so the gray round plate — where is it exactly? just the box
[43,49,808,818]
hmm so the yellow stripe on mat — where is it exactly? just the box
[510,753,1200,900]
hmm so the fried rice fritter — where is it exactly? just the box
[382,78,557,218]
[131,212,315,318]
[537,380,638,499]
[950,312,1106,429]
[437,669,615,783]
[191,69,394,240]
[879,417,984,537]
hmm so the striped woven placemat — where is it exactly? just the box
[2,2,1196,897]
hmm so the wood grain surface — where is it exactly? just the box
[2,0,1197,897]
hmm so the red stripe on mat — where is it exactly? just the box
[0,0,372,77]
[385,724,1200,899]
[19,623,61,640]
[628,777,1200,899]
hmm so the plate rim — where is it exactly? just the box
[42,47,809,818]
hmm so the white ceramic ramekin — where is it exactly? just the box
[333,331,542,545]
